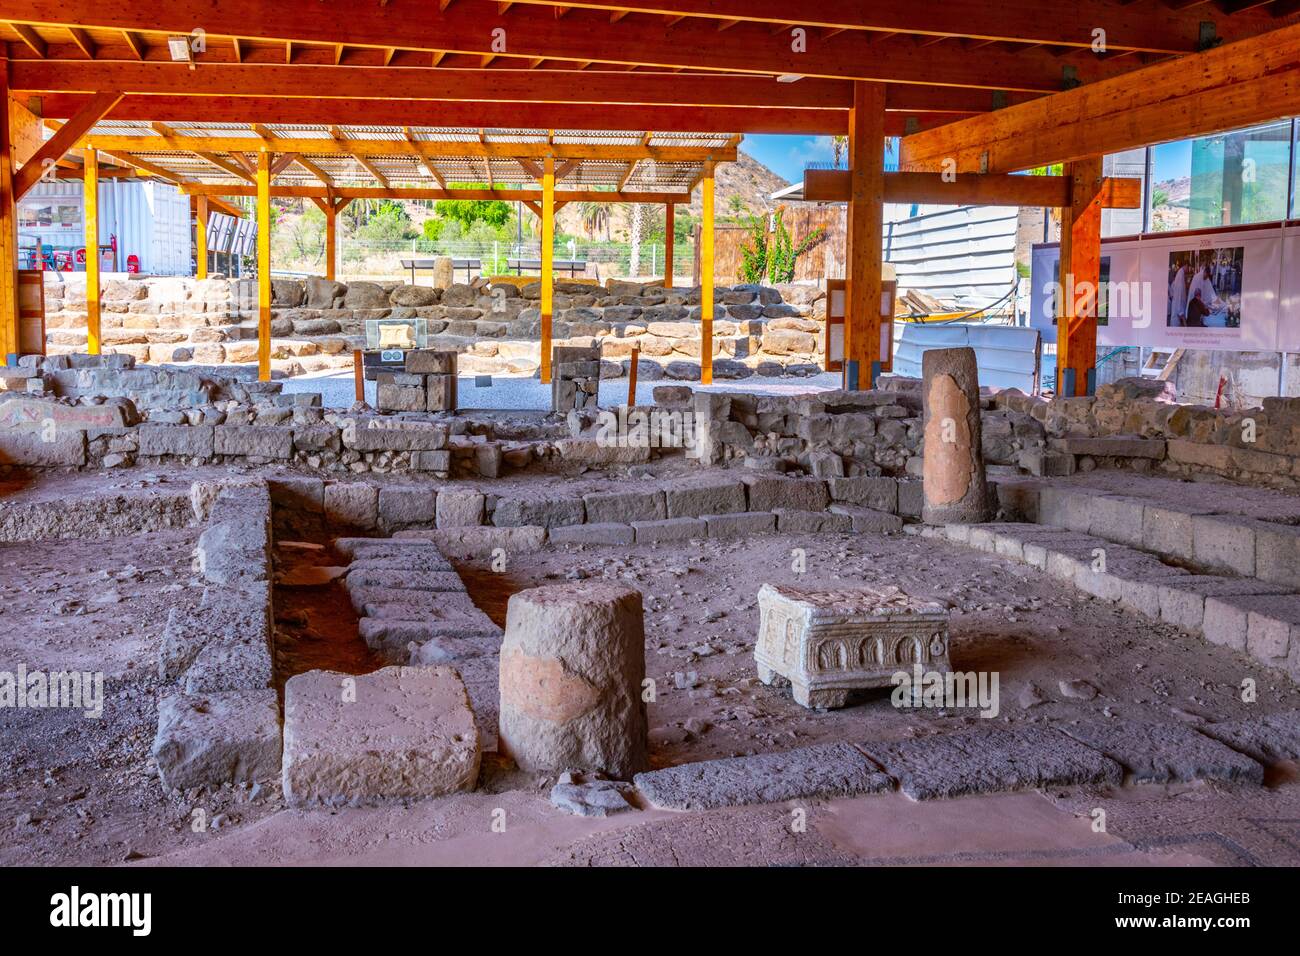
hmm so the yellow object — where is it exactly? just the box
[256,151,272,381]
[701,160,714,386]
[84,149,101,355]
[540,155,554,385]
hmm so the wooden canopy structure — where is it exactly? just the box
[4,1,1300,391]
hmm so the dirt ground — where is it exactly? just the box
[3,488,1299,867]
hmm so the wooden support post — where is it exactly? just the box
[84,149,101,355]
[1057,156,1104,397]
[0,55,20,363]
[627,346,639,406]
[256,150,272,381]
[195,195,209,279]
[540,154,555,384]
[700,160,715,386]
[353,349,364,403]
[663,203,674,289]
[846,81,885,390]
[324,200,338,281]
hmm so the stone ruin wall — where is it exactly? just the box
[37,272,828,381]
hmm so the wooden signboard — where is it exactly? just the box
[17,270,45,356]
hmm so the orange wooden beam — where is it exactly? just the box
[1056,157,1104,397]
[802,168,1141,208]
[845,81,885,389]
[12,90,122,200]
[0,0,1186,89]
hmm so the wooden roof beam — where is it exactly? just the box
[0,1,1184,90]
[197,151,256,182]
[66,27,96,59]
[121,30,145,59]
[14,90,122,199]
[180,184,693,202]
[329,125,390,187]
[901,19,1300,173]
[12,23,48,58]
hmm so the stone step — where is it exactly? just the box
[928,520,1300,681]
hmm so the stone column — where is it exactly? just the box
[498,582,647,778]
[921,346,994,525]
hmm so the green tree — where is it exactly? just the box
[765,207,824,283]
[435,185,512,230]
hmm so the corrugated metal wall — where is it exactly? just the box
[885,205,1021,310]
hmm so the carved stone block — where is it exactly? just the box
[754,583,950,709]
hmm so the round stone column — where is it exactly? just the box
[921,346,994,525]
[498,582,648,778]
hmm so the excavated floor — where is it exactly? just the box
[3,465,1300,866]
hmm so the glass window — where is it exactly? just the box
[1102,148,1146,238]
[1149,120,1292,232]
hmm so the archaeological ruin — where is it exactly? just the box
[0,2,1298,923]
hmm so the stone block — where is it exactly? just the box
[1141,503,1211,564]
[1253,520,1300,589]
[405,349,457,375]
[774,509,853,534]
[345,568,465,591]
[348,424,448,452]
[137,424,214,459]
[1199,710,1300,765]
[282,666,480,807]
[828,504,905,534]
[827,476,898,513]
[1059,718,1261,785]
[152,689,282,790]
[756,583,949,709]
[703,511,776,538]
[1062,437,1167,459]
[634,743,892,810]
[493,494,584,528]
[378,485,436,530]
[1084,496,1147,548]
[427,374,458,412]
[498,583,647,777]
[632,517,706,544]
[214,425,293,460]
[436,488,485,527]
[550,523,636,546]
[376,382,425,412]
[419,524,547,557]
[414,450,452,473]
[582,489,667,524]
[0,428,86,467]
[663,477,746,518]
[267,476,324,514]
[743,475,829,512]
[1156,577,1290,634]
[896,479,924,519]
[1192,514,1257,576]
[324,481,379,530]
[860,726,1123,801]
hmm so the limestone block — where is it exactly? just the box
[267,476,324,515]
[282,666,480,807]
[152,689,282,790]
[213,425,293,460]
[498,583,647,777]
[426,374,458,412]
[436,488,485,528]
[1084,495,1147,548]
[1140,502,1212,564]
[1253,520,1300,589]
[324,481,379,530]
[0,429,86,467]
[137,424,214,459]
[406,349,457,375]
[755,583,949,709]
[582,489,667,524]
[347,423,448,452]
[376,382,425,413]
[378,485,436,530]
[1191,514,1257,576]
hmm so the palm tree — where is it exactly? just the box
[578,201,611,240]
[832,135,848,168]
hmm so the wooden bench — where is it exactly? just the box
[399,258,481,284]
[506,257,588,277]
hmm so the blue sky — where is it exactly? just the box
[743,135,837,184]
[742,134,900,184]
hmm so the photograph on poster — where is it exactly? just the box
[1047,257,1111,326]
[1167,246,1243,328]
